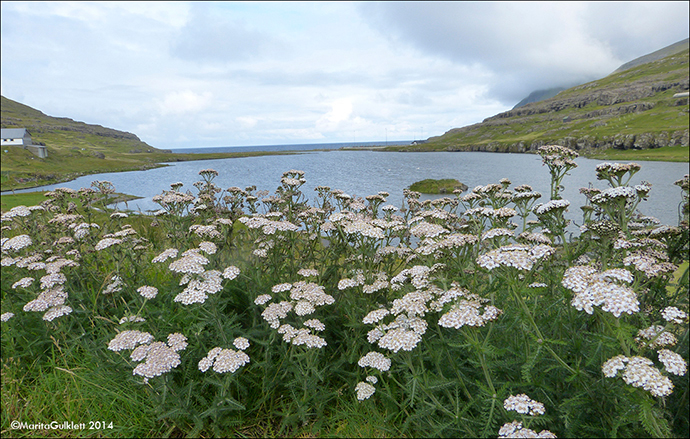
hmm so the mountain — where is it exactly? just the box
[513,87,567,109]
[412,41,689,154]
[613,38,689,74]
[511,39,689,110]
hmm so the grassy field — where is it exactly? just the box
[585,145,690,162]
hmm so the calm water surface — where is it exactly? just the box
[9,151,689,229]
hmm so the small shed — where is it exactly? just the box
[1,128,32,146]
[1,128,48,158]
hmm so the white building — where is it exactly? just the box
[1,128,48,158]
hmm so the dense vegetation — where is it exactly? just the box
[2,146,688,437]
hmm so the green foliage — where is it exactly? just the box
[1,156,688,437]
[409,179,468,194]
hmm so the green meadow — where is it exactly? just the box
[2,148,687,438]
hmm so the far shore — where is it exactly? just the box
[2,144,687,194]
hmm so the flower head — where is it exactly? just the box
[358,352,392,372]
[355,382,376,401]
[137,285,158,300]
[504,394,545,416]
[233,337,250,351]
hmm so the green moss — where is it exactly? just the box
[409,178,468,194]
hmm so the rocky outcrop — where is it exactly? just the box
[444,129,689,153]
[484,77,689,124]
[31,123,142,142]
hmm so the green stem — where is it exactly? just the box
[510,283,577,375]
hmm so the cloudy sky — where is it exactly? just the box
[1,1,688,149]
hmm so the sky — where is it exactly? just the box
[1,1,688,150]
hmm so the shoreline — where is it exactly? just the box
[0,150,302,193]
[3,145,687,194]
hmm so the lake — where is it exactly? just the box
[6,150,689,229]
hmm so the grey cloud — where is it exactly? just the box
[359,2,689,105]
[581,2,690,62]
[171,5,286,63]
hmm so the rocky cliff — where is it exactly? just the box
[423,43,689,154]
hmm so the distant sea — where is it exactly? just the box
[172,140,414,154]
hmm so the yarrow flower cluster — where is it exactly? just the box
[106,332,187,383]
[137,285,158,300]
[1,312,15,322]
[42,305,73,322]
[562,266,639,317]
[108,330,155,351]
[504,394,546,416]
[355,381,376,401]
[95,237,122,251]
[635,325,677,348]
[358,351,392,372]
[602,355,677,397]
[238,215,299,235]
[534,199,570,215]
[130,334,187,382]
[499,393,555,437]
[538,144,578,167]
[438,296,503,329]
[477,244,555,272]
[256,278,334,348]
[173,269,223,305]
[222,265,240,280]
[103,275,124,295]
[595,162,641,183]
[498,421,557,438]
[198,346,251,373]
[2,234,32,252]
[661,306,688,324]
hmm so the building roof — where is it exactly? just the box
[1,128,30,139]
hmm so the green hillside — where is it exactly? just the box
[1,96,176,190]
[0,96,291,191]
[389,48,689,161]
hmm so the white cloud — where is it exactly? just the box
[156,91,213,116]
[1,1,687,148]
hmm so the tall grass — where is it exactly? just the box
[2,148,688,438]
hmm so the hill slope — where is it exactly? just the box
[1,96,170,155]
[1,96,298,191]
[411,46,689,156]
[613,38,689,74]
[1,96,178,189]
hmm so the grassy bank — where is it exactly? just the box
[584,144,690,162]
[383,143,689,163]
[0,191,141,213]
[0,149,299,192]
